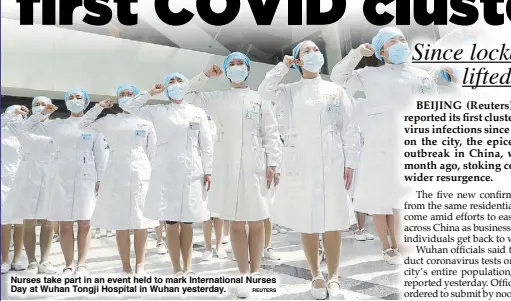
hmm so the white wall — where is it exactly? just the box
[1,18,303,103]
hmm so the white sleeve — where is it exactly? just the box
[121,92,156,122]
[198,110,214,176]
[259,98,282,168]
[330,49,365,98]
[7,122,52,148]
[79,104,105,130]
[337,88,361,169]
[1,111,23,127]
[146,122,157,163]
[184,72,210,95]
[93,133,108,181]
[257,62,292,107]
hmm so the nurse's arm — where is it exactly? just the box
[1,110,25,127]
[7,122,52,147]
[184,72,210,95]
[259,98,282,168]
[257,62,292,107]
[123,91,163,123]
[198,110,214,176]
[21,110,55,132]
[93,132,108,182]
[338,88,361,170]
[146,122,158,163]
[184,71,222,114]
[330,49,365,98]
[78,104,106,131]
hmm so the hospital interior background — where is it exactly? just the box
[1,11,453,300]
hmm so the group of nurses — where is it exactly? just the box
[1,25,450,299]
[1,93,113,276]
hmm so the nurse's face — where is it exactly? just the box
[32,99,48,113]
[167,77,185,87]
[67,93,84,101]
[297,41,321,67]
[228,59,249,70]
[380,36,408,59]
[117,89,135,99]
[33,99,48,107]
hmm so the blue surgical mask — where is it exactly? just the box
[66,99,86,113]
[32,106,43,114]
[166,83,184,100]
[301,52,325,73]
[118,97,130,108]
[387,43,409,65]
[226,66,249,83]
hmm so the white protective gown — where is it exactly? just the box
[84,109,160,230]
[258,62,360,233]
[186,73,282,222]
[1,113,23,225]
[2,114,55,222]
[331,49,438,214]
[122,93,214,223]
[203,116,220,220]
[25,107,108,221]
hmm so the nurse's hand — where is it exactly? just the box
[99,99,114,108]
[266,167,276,188]
[274,173,280,186]
[205,65,223,78]
[441,66,458,83]
[42,104,58,115]
[358,44,375,57]
[14,106,29,116]
[344,168,354,190]
[95,181,100,193]
[149,84,165,96]
[204,175,212,192]
[283,55,295,68]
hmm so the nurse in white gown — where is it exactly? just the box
[121,74,213,275]
[201,115,228,261]
[32,91,112,275]
[84,84,159,275]
[349,98,375,242]
[330,27,437,265]
[185,53,281,298]
[258,41,359,300]
[1,105,26,274]
[3,97,59,274]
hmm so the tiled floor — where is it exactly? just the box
[1,224,401,300]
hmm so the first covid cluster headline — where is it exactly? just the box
[16,0,511,27]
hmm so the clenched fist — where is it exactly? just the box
[41,104,58,115]
[99,99,114,108]
[205,65,223,78]
[149,84,165,96]
[358,43,375,57]
[14,106,29,116]
[283,55,296,68]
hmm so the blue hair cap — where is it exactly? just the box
[32,96,52,107]
[116,84,140,97]
[64,88,90,105]
[372,27,405,61]
[164,73,188,88]
[223,52,251,73]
